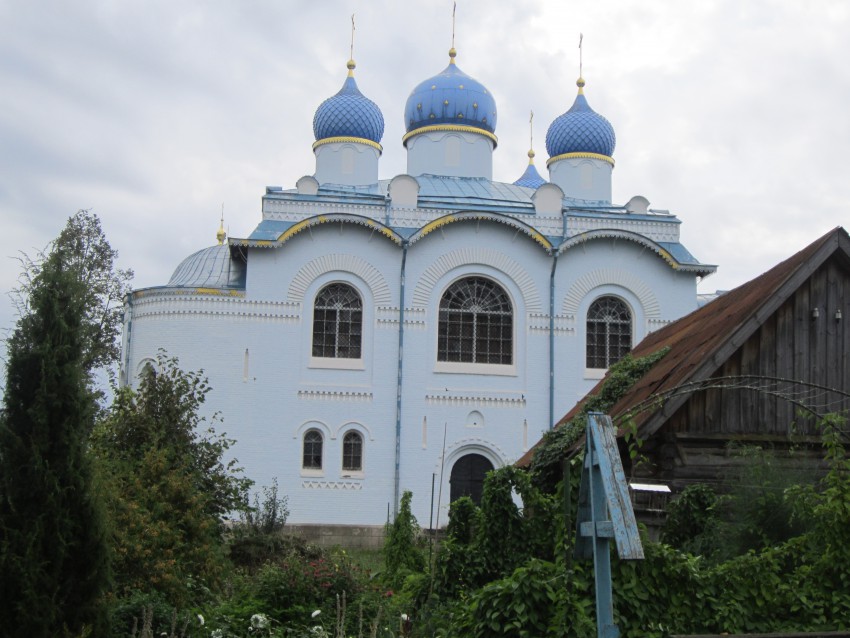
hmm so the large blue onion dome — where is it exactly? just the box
[513,149,546,188]
[403,48,498,145]
[312,59,384,148]
[545,77,616,162]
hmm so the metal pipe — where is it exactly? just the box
[393,241,408,518]
[549,253,559,428]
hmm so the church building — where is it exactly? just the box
[120,44,715,530]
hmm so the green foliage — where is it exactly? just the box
[612,540,710,637]
[464,559,589,638]
[91,352,252,606]
[384,491,425,588]
[254,553,363,624]
[530,347,670,492]
[434,467,557,599]
[660,483,721,553]
[201,540,386,637]
[662,445,817,562]
[12,209,133,388]
[424,414,850,637]
[444,497,478,545]
[229,480,291,571]
[0,242,111,636]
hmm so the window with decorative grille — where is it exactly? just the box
[586,296,632,368]
[342,431,363,471]
[312,283,362,359]
[302,430,323,469]
[438,277,513,365]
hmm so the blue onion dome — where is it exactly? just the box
[312,59,385,149]
[403,48,498,146]
[168,244,246,289]
[545,77,616,163]
[513,149,546,188]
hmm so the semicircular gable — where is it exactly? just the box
[288,254,393,305]
[237,214,404,249]
[411,247,543,312]
[556,229,679,270]
[562,268,660,318]
[408,211,552,251]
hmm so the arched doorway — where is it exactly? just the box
[449,453,494,505]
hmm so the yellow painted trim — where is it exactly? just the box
[526,228,552,250]
[364,218,399,242]
[417,214,457,239]
[402,124,498,146]
[546,151,615,167]
[277,216,326,243]
[312,136,383,153]
[416,213,552,250]
[193,288,244,297]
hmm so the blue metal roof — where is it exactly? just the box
[248,219,298,241]
[168,244,246,289]
[249,177,714,273]
[404,50,497,135]
[546,80,616,159]
[513,160,546,189]
[658,241,701,265]
[313,64,384,144]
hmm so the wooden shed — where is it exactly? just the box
[525,227,850,505]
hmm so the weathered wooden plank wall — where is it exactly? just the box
[638,258,850,488]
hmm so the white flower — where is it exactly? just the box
[197,614,205,626]
[250,613,270,629]
[311,609,322,618]
[401,614,409,622]
[210,631,224,638]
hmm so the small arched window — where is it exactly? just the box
[312,283,362,359]
[586,296,632,369]
[302,430,323,470]
[342,431,363,472]
[438,277,513,365]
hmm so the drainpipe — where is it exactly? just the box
[549,253,559,429]
[393,241,409,518]
[121,293,134,387]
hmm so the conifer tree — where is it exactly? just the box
[0,246,111,636]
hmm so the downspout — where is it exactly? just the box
[393,240,409,518]
[121,293,134,387]
[549,252,559,429]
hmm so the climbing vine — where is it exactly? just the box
[529,347,670,492]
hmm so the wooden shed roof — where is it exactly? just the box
[517,226,850,467]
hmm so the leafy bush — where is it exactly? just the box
[434,467,556,599]
[384,491,426,588]
[229,479,292,571]
[661,483,721,553]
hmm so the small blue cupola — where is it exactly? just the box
[545,77,616,202]
[402,48,498,180]
[312,59,384,186]
[513,149,546,189]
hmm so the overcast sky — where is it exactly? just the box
[2,0,848,352]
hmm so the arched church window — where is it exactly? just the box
[586,296,632,369]
[312,283,363,359]
[342,431,363,472]
[438,277,512,365]
[302,430,323,470]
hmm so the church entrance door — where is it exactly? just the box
[449,453,494,505]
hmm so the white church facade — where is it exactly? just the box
[120,47,715,529]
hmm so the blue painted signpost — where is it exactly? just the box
[575,412,645,638]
